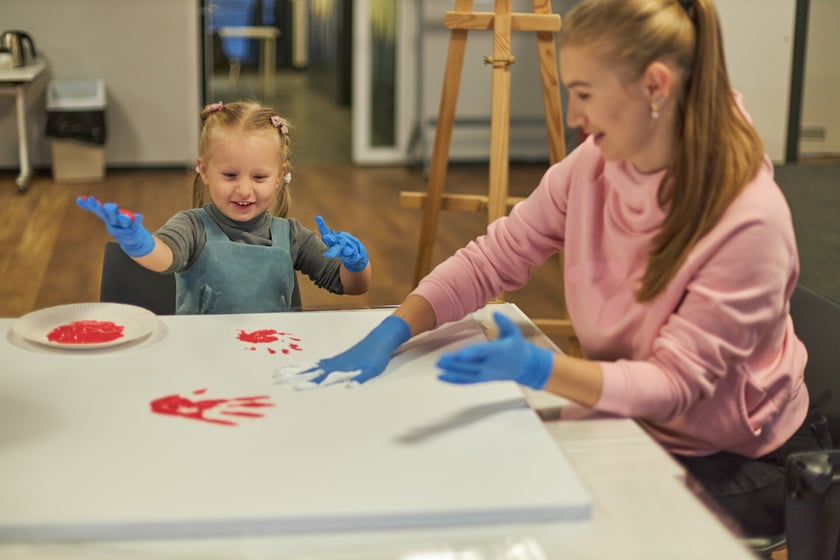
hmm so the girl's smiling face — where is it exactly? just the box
[560,44,674,173]
[197,129,284,222]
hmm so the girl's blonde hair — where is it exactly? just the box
[192,100,293,217]
[559,0,765,302]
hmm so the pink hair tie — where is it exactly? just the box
[205,101,223,113]
[270,115,288,135]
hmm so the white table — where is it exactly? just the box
[217,26,280,98]
[0,59,47,192]
[0,304,756,559]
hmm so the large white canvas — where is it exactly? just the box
[0,308,590,542]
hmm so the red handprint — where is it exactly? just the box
[237,329,303,355]
[150,388,274,426]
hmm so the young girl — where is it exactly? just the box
[288,0,828,538]
[78,100,371,314]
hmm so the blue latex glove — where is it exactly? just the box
[76,196,155,258]
[315,215,369,272]
[436,312,554,390]
[302,315,411,386]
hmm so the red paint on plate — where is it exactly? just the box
[46,320,125,344]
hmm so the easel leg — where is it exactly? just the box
[487,1,513,223]
[412,0,473,286]
[534,0,566,164]
[531,0,577,354]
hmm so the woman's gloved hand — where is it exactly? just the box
[315,215,369,272]
[295,315,411,388]
[76,196,155,258]
[436,312,554,390]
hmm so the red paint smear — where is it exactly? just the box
[235,329,304,355]
[237,329,281,343]
[150,392,274,426]
[46,320,125,344]
[118,208,137,220]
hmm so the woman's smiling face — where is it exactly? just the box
[560,44,670,173]
[198,129,283,222]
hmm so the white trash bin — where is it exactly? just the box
[45,78,107,182]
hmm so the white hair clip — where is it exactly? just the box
[283,172,292,184]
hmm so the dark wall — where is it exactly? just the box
[307,0,352,106]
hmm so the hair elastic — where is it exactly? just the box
[270,115,289,135]
[204,101,223,113]
[678,0,692,13]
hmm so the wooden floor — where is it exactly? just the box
[0,163,575,349]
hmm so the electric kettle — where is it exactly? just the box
[0,30,37,68]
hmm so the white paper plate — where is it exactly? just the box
[11,303,159,350]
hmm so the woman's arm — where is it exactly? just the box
[543,354,603,407]
[393,294,438,335]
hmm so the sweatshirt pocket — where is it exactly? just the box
[742,374,776,435]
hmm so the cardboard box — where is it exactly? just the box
[50,139,105,182]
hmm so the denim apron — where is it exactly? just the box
[175,209,294,314]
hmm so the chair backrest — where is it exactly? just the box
[100,242,176,315]
[99,242,303,314]
[790,284,840,444]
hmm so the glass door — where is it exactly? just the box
[201,0,355,163]
[352,0,415,163]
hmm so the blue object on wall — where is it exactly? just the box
[211,0,271,66]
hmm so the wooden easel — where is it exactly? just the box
[400,0,579,352]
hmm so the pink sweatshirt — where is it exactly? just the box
[412,136,808,457]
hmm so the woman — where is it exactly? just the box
[291,0,829,536]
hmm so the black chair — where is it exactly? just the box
[785,449,840,559]
[745,284,840,559]
[790,284,840,444]
[100,242,176,315]
[99,241,303,314]
[783,285,840,560]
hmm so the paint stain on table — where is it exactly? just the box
[150,388,274,426]
[46,320,125,344]
[237,329,303,355]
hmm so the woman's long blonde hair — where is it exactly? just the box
[192,100,293,217]
[559,0,765,302]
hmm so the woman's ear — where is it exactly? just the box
[643,61,676,104]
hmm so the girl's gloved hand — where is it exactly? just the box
[296,315,411,388]
[315,215,369,272]
[76,196,155,258]
[436,312,554,390]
